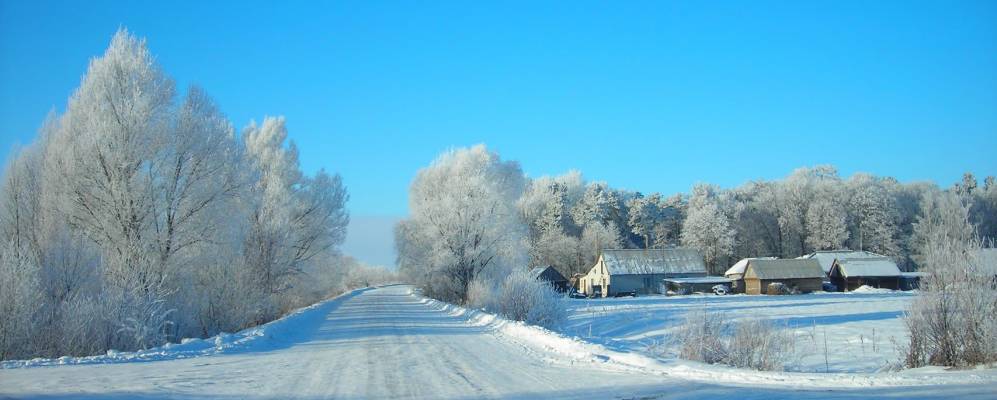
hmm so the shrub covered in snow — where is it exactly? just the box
[673,310,794,371]
[902,192,997,369]
[467,270,566,329]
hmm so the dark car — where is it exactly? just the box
[613,290,637,298]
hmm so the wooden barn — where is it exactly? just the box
[528,265,569,292]
[724,257,777,293]
[579,248,706,297]
[828,257,901,291]
[742,258,824,295]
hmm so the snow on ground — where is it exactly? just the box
[1,288,374,369]
[2,285,996,399]
[561,290,915,373]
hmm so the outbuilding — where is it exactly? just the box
[579,248,706,297]
[798,250,892,276]
[742,258,824,295]
[660,277,732,296]
[724,257,777,293]
[528,265,569,292]
[828,257,902,291]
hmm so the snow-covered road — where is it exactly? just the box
[2,285,995,399]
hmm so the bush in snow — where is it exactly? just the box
[903,192,997,368]
[673,310,794,371]
[468,271,566,329]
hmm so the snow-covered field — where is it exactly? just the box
[561,288,914,373]
[2,285,996,399]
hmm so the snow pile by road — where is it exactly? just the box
[2,287,370,369]
[412,289,997,390]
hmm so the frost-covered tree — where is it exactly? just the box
[805,197,849,250]
[242,117,348,319]
[570,182,621,231]
[846,175,900,258]
[396,145,526,303]
[681,185,735,274]
[910,190,974,268]
[627,193,663,249]
[0,28,351,359]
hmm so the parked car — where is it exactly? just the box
[567,289,587,299]
[613,290,638,298]
[711,285,729,296]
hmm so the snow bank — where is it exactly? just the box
[411,290,997,389]
[851,285,895,293]
[1,287,372,369]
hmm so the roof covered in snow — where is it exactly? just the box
[831,257,901,278]
[724,257,778,277]
[798,250,891,274]
[745,259,824,280]
[600,248,706,276]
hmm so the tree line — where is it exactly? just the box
[0,30,362,360]
[397,145,996,303]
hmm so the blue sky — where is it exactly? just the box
[2,1,996,266]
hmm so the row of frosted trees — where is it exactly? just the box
[396,145,996,301]
[0,30,352,360]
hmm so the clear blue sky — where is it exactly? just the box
[2,1,996,265]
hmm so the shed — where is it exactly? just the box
[724,257,777,293]
[579,248,707,297]
[528,265,569,292]
[828,257,901,291]
[660,277,732,296]
[798,250,891,275]
[742,259,824,295]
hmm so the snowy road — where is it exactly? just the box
[2,285,995,399]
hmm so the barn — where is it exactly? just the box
[579,248,706,297]
[828,257,902,291]
[798,250,891,276]
[528,265,569,292]
[742,258,824,295]
[724,257,777,293]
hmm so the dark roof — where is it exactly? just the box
[529,265,567,282]
[601,248,706,276]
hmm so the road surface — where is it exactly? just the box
[1,285,994,399]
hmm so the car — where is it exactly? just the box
[567,289,587,299]
[613,290,638,298]
[712,285,729,296]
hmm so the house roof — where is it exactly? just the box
[529,265,567,282]
[798,250,890,274]
[724,257,778,277]
[601,248,706,276]
[746,259,824,280]
[832,257,901,278]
